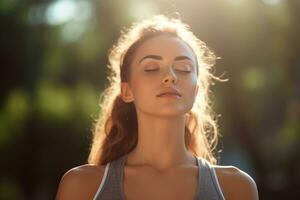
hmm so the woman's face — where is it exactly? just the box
[121,34,199,117]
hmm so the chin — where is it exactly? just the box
[152,109,190,117]
[138,104,193,117]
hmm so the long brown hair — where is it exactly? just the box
[88,15,226,165]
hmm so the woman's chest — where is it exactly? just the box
[123,166,199,200]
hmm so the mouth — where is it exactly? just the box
[156,90,181,98]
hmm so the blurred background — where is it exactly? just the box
[1,0,299,199]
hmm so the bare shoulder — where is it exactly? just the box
[213,165,259,200]
[55,164,106,200]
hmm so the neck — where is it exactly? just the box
[126,112,196,172]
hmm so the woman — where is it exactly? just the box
[56,15,259,200]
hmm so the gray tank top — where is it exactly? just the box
[93,154,225,200]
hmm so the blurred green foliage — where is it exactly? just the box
[0,0,299,199]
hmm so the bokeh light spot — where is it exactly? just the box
[262,0,281,6]
[45,0,92,26]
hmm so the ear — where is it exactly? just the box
[121,82,134,103]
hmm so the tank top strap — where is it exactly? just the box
[196,157,225,200]
[93,155,127,200]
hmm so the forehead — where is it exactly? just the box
[132,34,196,62]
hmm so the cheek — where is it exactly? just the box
[182,78,198,107]
[130,75,152,99]
[184,74,198,92]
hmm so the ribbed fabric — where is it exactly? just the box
[93,154,225,200]
[197,158,225,200]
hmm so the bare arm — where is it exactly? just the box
[56,164,105,200]
[216,166,259,200]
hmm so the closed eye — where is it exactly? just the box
[144,69,159,72]
[176,69,191,73]
[145,69,191,73]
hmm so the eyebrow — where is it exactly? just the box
[138,54,194,64]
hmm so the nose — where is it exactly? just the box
[162,68,178,85]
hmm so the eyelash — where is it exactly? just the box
[144,69,191,73]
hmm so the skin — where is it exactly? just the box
[56,34,259,200]
[121,34,199,172]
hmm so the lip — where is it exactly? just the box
[157,89,181,97]
[158,93,181,99]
